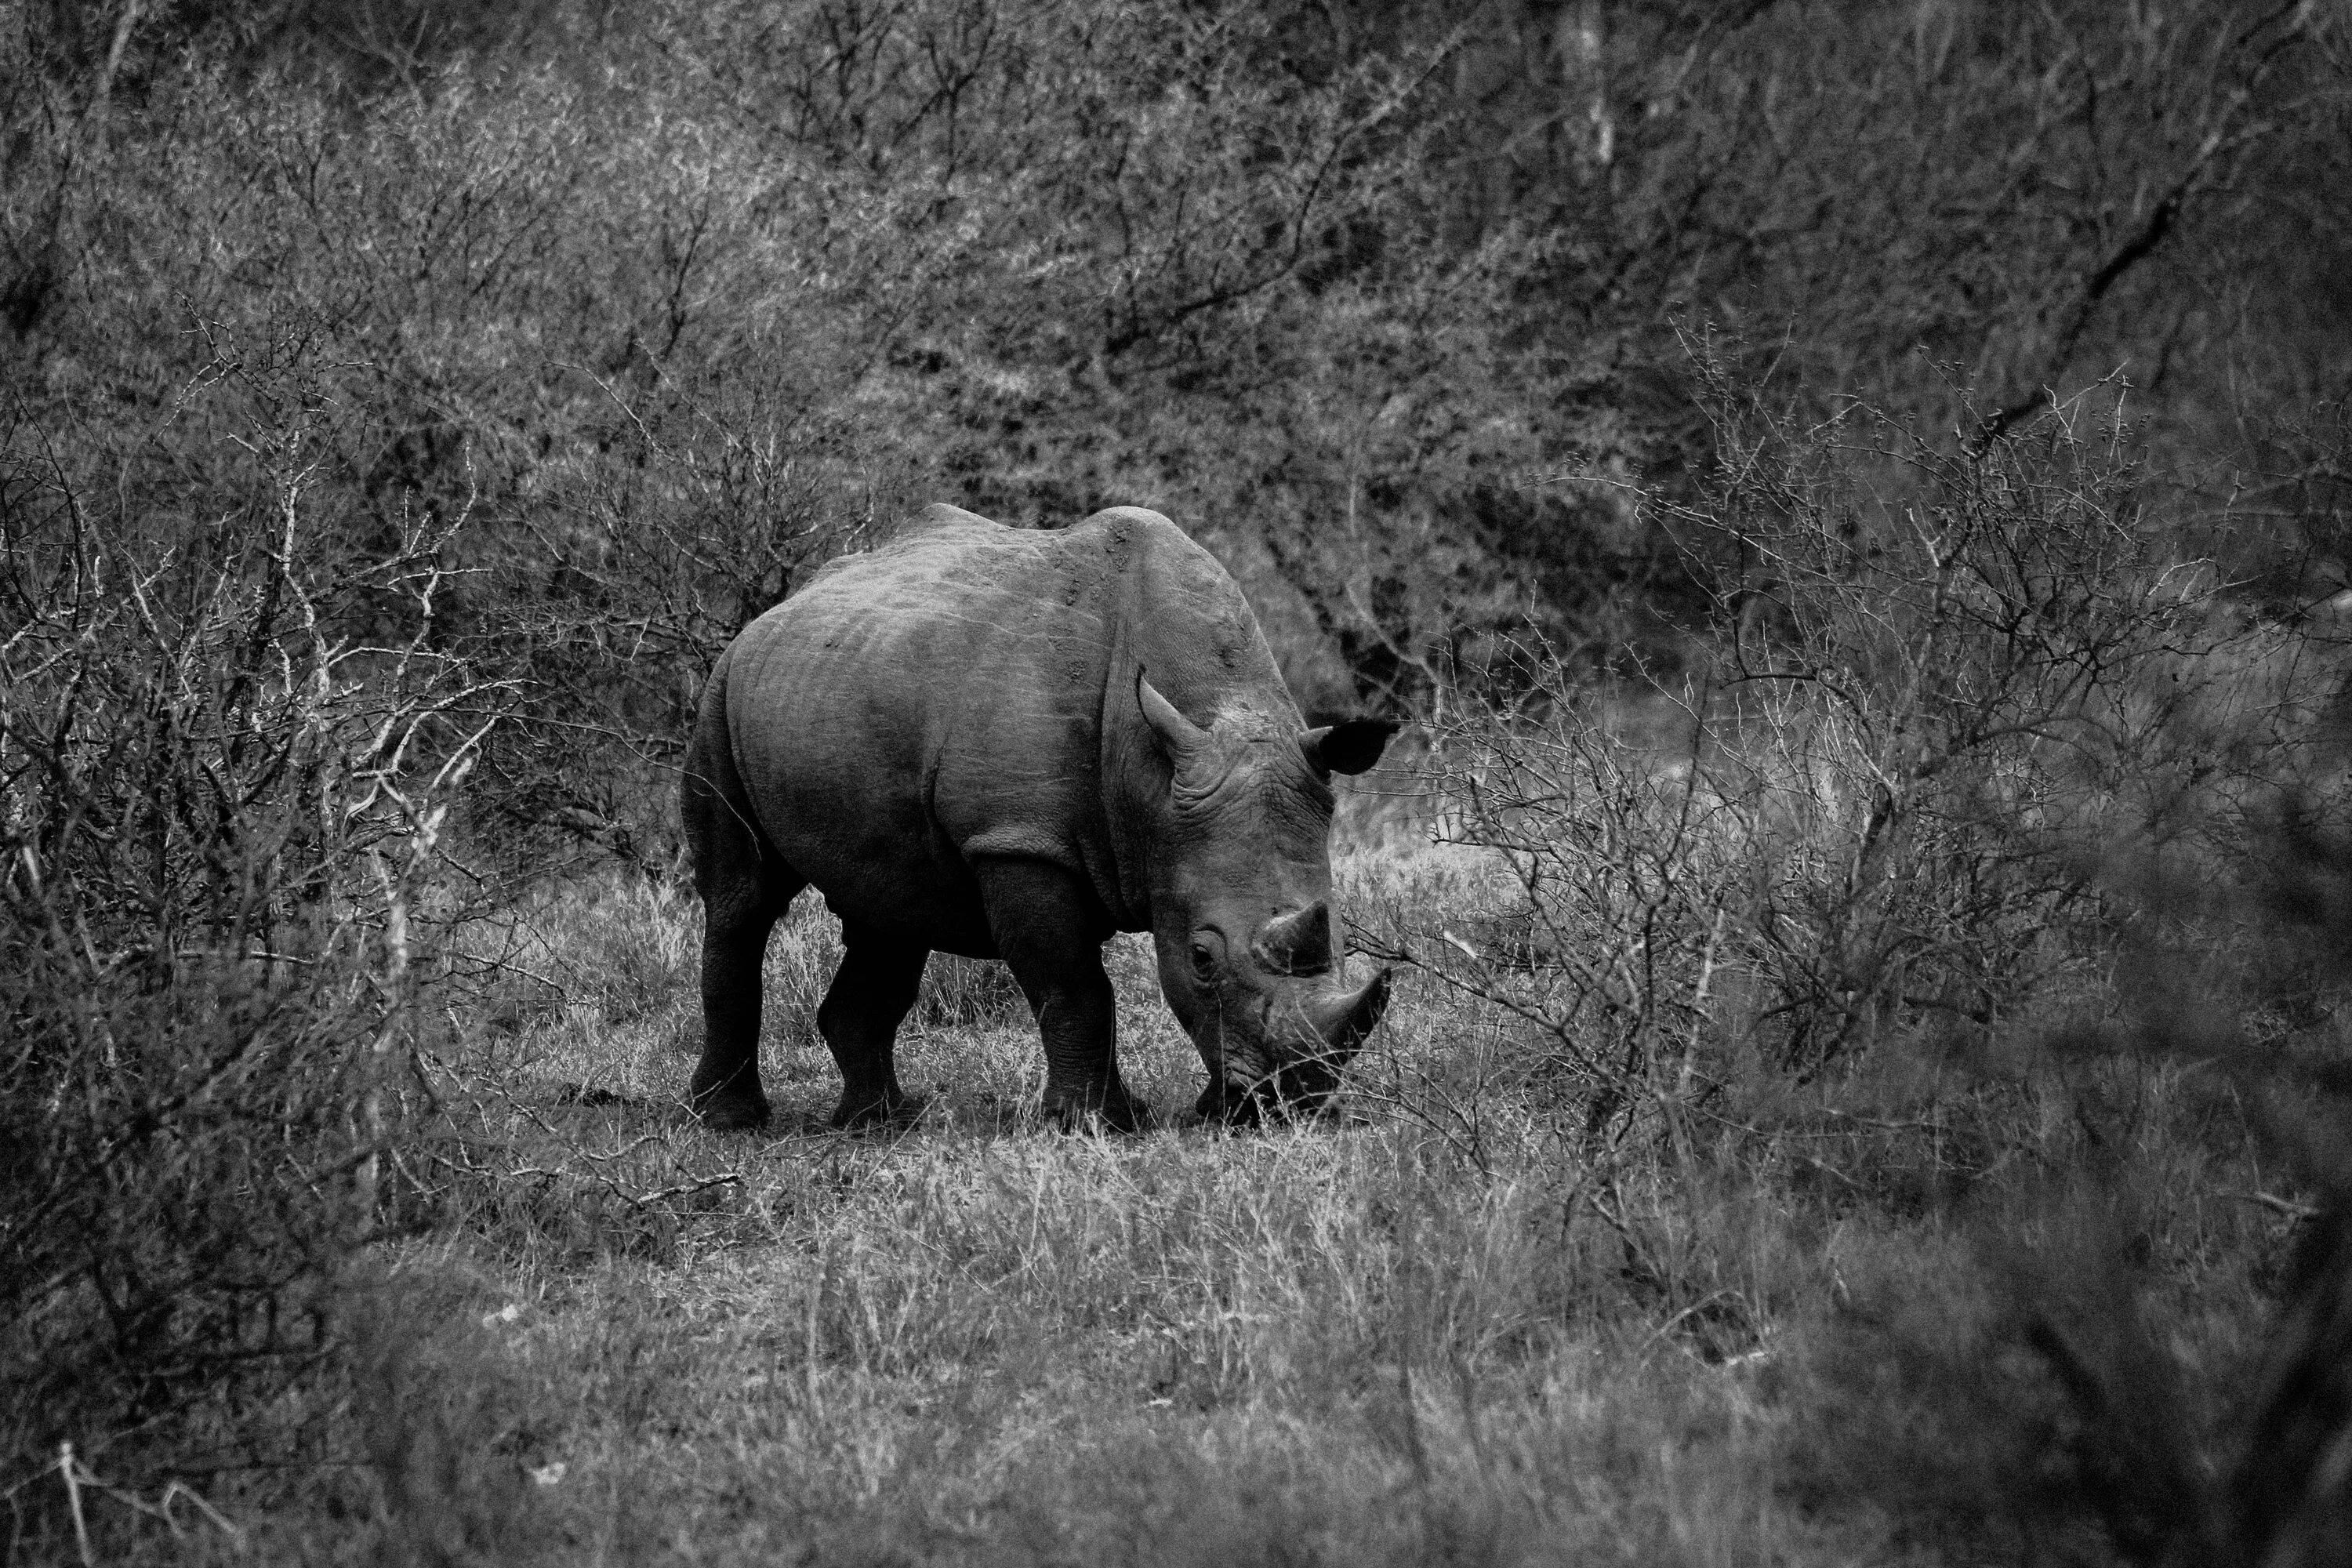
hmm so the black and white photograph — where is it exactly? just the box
[5,1,2351,1562]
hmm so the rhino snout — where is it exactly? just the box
[1174,923,1392,1120]
[1210,963,1388,1122]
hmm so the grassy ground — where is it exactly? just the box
[119,817,2291,1568]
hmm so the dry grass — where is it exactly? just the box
[56,791,2314,1568]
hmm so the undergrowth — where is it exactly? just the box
[6,343,2350,1566]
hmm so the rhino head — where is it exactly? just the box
[1137,674,1397,1122]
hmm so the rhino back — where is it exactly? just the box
[717,508,1294,946]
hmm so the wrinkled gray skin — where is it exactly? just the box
[683,504,1397,1131]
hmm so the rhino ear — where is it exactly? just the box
[1301,719,1398,777]
[1138,673,1208,763]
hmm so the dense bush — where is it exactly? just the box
[0,320,486,1542]
[10,0,2339,771]
[1420,379,2216,1116]
[4,0,2352,1559]
[1396,375,2352,1560]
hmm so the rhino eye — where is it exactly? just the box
[1190,942,1218,982]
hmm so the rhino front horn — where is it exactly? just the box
[1252,900,1335,975]
[1308,963,1392,1053]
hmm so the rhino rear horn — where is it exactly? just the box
[1138,672,1208,762]
[1251,900,1335,976]
[1301,719,1398,776]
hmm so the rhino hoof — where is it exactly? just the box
[695,1093,771,1132]
[1192,1076,1340,1129]
[1192,1080,1269,1127]
[1045,1093,1152,1134]
[831,1087,920,1129]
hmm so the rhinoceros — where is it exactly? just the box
[681,503,1397,1131]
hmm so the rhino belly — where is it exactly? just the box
[792,835,1000,958]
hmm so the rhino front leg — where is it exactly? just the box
[819,924,927,1127]
[975,858,1149,1132]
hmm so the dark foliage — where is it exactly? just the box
[0,319,485,1544]
[3,0,2351,1559]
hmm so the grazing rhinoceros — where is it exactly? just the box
[681,503,1397,1131]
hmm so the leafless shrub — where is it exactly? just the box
[1406,368,2268,1143]
[0,318,493,1542]
[478,366,887,869]
[1370,372,2352,1511]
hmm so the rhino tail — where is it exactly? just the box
[681,652,779,891]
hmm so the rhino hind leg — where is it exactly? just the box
[684,707,800,1131]
[691,894,794,1131]
[975,859,1149,1133]
[819,925,927,1127]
